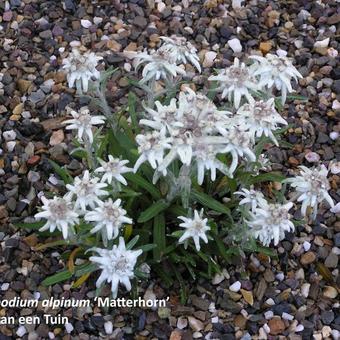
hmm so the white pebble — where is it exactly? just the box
[304,151,320,163]
[228,38,242,53]
[1,283,9,291]
[157,2,166,12]
[211,316,219,323]
[282,312,294,320]
[48,332,55,339]
[93,17,103,25]
[296,324,304,332]
[263,323,271,333]
[303,241,311,251]
[314,37,330,49]
[301,283,310,298]
[332,99,340,110]
[229,281,241,292]
[81,19,92,28]
[22,111,31,119]
[332,247,340,255]
[277,49,287,57]
[16,326,27,337]
[330,161,340,175]
[6,141,16,152]
[232,0,243,9]
[3,130,16,141]
[264,311,274,319]
[330,131,339,140]
[104,321,113,335]
[203,51,217,68]
[331,330,340,339]
[33,291,41,299]
[276,272,284,281]
[65,323,74,334]
[265,298,275,306]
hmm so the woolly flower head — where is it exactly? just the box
[35,196,79,239]
[64,107,105,143]
[135,87,238,183]
[133,48,186,84]
[65,170,107,212]
[247,201,294,246]
[85,198,132,242]
[95,156,132,186]
[208,58,258,108]
[178,209,210,251]
[236,98,287,146]
[62,48,102,93]
[286,165,334,219]
[90,237,142,298]
[250,51,302,104]
[235,187,267,212]
[159,35,201,72]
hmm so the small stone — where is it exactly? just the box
[264,311,274,320]
[134,16,147,28]
[27,155,40,166]
[188,316,204,332]
[300,251,316,265]
[314,38,330,49]
[229,281,241,292]
[65,323,74,333]
[17,79,32,93]
[3,11,13,21]
[170,330,182,340]
[234,314,247,329]
[81,19,92,28]
[177,316,188,329]
[49,130,64,146]
[324,252,338,268]
[259,41,272,54]
[305,151,320,163]
[3,130,16,141]
[330,162,340,174]
[301,283,310,298]
[228,38,242,53]
[321,310,334,325]
[104,321,113,334]
[17,326,27,337]
[323,286,338,299]
[268,318,285,335]
[203,51,217,67]
[240,289,254,306]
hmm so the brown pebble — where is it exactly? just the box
[300,251,316,265]
[27,155,41,166]
[268,317,285,335]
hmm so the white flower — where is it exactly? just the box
[234,187,267,212]
[95,156,132,185]
[218,127,256,175]
[62,48,102,93]
[194,144,231,185]
[64,107,105,143]
[236,98,288,145]
[286,165,334,219]
[159,35,201,72]
[247,201,294,246]
[134,129,172,174]
[90,237,142,298]
[65,170,107,212]
[178,209,210,251]
[85,198,132,240]
[133,49,186,84]
[250,52,302,104]
[35,196,79,239]
[208,58,258,108]
[138,87,235,182]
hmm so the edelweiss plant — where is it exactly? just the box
[23,37,337,300]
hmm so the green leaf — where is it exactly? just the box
[14,221,45,229]
[48,160,73,184]
[125,173,161,199]
[42,270,73,286]
[126,235,140,250]
[74,263,97,277]
[153,213,166,261]
[139,243,157,252]
[191,190,231,216]
[249,172,285,184]
[138,200,169,223]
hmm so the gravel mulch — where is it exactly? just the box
[0,0,339,339]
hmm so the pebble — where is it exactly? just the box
[323,286,338,299]
[188,316,204,332]
[303,241,311,251]
[81,19,92,28]
[229,281,241,292]
[203,51,217,67]
[305,151,320,162]
[321,310,334,325]
[104,321,113,334]
[17,326,27,337]
[268,318,285,335]
[228,38,242,53]
[65,323,74,333]
[301,283,310,298]
[300,251,316,265]
[3,130,16,141]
